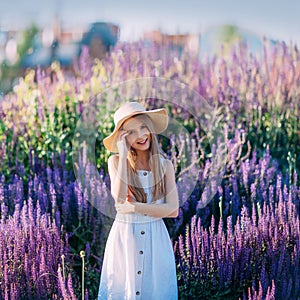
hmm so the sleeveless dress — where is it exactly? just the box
[97,168,178,300]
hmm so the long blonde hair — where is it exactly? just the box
[125,114,166,203]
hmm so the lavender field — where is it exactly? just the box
[0,41,299,299]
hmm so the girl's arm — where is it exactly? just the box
[108,154,128,203]
[107,131,129,204]
[116,159,179,218]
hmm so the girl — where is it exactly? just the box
[98,102,179,299]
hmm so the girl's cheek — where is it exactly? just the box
[127,136,135,144]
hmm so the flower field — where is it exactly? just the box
[0,41,299,299]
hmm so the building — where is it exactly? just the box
[143,30,199,56]
[21,22,119,69]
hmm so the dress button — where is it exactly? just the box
[139,250,143,255]
[143,171,147,176]
[141,230,145,235]
[137,270,142,275]
[136,291,140,296]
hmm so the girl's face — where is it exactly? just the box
[121,117,151,152]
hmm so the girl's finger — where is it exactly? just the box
[122,132,129,139]
[126,194,132,202]
[119,131,128,141]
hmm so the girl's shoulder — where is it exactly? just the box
[107,154,119,171]
[108,154,118,162]
[108,154,119,161]
[159,154,174,171]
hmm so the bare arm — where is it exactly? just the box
[116,159,179,218]
[108,155,128,203]
[108,131,129,204]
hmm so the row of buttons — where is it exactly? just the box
[136,229,145,296]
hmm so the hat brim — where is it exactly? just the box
[103,108,168,153]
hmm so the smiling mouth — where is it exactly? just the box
[137,138,148,145]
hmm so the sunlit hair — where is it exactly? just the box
[121,114,166,203]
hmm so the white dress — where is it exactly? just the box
[98,169,178,300]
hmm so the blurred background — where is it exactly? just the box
[0,0,299,94]
[0,1,299,299]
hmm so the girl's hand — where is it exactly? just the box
[115,195,135,214]
[117,131,129,158]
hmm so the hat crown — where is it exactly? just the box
[114,102,146,125]
[103,101,168,152]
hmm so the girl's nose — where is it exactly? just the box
[136,134,147,142]
[137,129,144,138]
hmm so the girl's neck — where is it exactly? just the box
[134,150,150,170]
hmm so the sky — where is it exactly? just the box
[0,0,299,44]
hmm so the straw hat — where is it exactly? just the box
[103,102,168,153]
